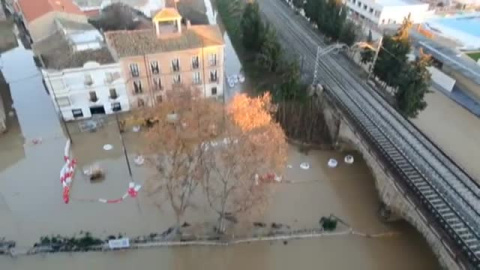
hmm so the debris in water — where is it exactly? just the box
[134,155,144,166]
[344,155,354,164]
[132,126,140,132]
[300,162,310,170]
[327,159,338,168]
[103,144,113,151]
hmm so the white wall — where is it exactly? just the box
[346,0,430,25]
[43,62,130,121]
[380,4,430,25]
[428,66,456,92]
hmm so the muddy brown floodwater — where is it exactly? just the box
[0,15,439,270]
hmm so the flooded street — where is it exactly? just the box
[0,4,439,269]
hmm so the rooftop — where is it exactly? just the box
[55,17,96,32]
[376,0,427,6]
[152,7,181,22]
[74,0,148,8]
[105,24,224,58]
[33,31,114,70]
[410,31,480,85]
[18,0,86,23]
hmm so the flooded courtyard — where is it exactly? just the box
[0,3,440,269]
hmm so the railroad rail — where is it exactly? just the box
[260,0,480,267]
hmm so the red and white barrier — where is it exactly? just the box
[97,182,142,204]
[60,140,76,204]
[59,140,142,204]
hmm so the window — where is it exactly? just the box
[363,3,367,10]
[173,74,181,84]
[211,87,217,96]
[172,58,180,72]
[150,61,159,74]
[110,88,118,99]
[369,7,373,13]
[374,10,380,17]
[130,63,139,77]
[153,77,163,90]
[209,54,217,66]
[133,80,143,94]
[112,102,121,112]
[357,1,361,7]
[192,56,199,69]
[193,72,201,84]
[352,0,356,3]
[84,74,93,86]
[210,70,218,82]
[89,91,98,102]
[137,98,145,107]
[72,109,83,118]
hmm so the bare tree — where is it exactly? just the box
[201,93,287,232]
[143,88,224,227]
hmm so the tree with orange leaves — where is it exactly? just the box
[202,93,287,232]
[142,89,286,232]
[143,87,224,228]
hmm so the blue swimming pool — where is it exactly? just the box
[434,13,480,38]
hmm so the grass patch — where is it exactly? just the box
[466,52,480,62]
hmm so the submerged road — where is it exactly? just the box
[259,0,480,267]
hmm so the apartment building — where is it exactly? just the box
[105,8,225,108]
[35,27,129,121]
[345,0,430,26]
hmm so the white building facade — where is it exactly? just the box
[43,62,130,121]
[346,0,431,25]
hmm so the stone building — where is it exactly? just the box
[105,8,225,109]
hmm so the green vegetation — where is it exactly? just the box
[363,17,431,118]
[217,0,304,101]
[467,52,480,62]
[34,232,103,251]
[319,216,338,231]
[304,0,358,45]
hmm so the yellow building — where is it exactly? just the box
[105,8,225,108]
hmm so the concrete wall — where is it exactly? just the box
[42,62,130,121]
[428,66,456,92]
[322,97,462,270]
[119,44,225,109]
[442,65,480,100]
[346,0,430,25]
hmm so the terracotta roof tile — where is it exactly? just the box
[18,0,85,23]
[105,25,224,58]
[152,8,181,22]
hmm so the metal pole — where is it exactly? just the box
[367,36,383,81]
[115,113,133,179]
[313,46,320,85]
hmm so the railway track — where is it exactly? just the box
[260,0,480,267]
